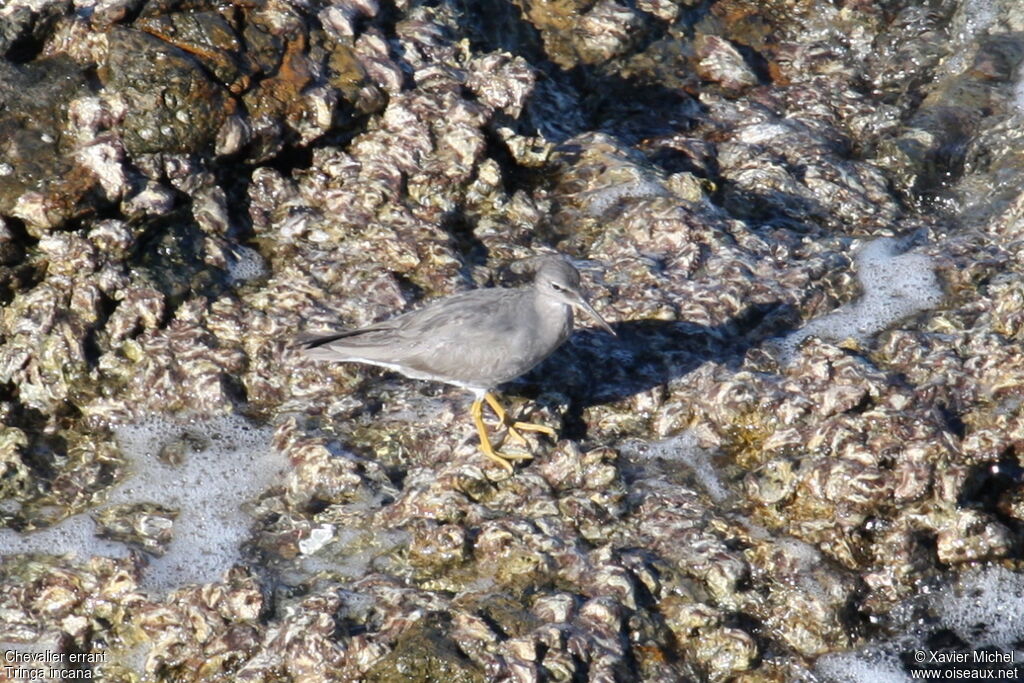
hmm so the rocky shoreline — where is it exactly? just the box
[1,0,1023,679]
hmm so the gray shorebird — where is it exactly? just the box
[296,254,615,471]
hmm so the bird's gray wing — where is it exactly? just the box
[295,289,522,363]
[383,289,537,383]
[293,319,406,362]
[388,289,521,343]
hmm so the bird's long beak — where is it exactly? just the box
[572,294,616,336]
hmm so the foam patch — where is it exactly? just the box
[929,565,1024,649]
[814,565,1024,682]
[1014,64,1024,116]
[622,431,728,501]
[816,645,910,683]
[581,173,668,215]
[0,415,285,595]
[227,245,269,283]
[778,238,943,362]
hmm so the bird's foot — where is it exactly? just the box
[484,392,557,444]
[475,395,551,472]
[503,421,556,448]
[510,420,557,438]
[483,448,534,473]
[504,425,529,446]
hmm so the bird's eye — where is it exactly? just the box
[551,283,564,291]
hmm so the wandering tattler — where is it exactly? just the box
[297,254,615,471]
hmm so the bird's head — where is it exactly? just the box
[534,255,616,336]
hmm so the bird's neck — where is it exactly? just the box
[533,292,574,342]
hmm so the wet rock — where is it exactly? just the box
[364,613,484,683]
[2,0,1024,679]
[103,27,229,156]
[0,1,70,62]
[135,10,255,94]
[0,56,96,234]
[695,34,759,91]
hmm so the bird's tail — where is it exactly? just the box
[292,329,379,362]
[293,331,352,349]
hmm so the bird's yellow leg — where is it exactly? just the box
[510,419,557,437]
[482,392,526,445]
[471,398,530,471]
[483,392,556,444]
[483,392,513,424]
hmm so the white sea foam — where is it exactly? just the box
[928,565,1024,649]
[815,565,1024,682]
[623,431,728,502]
[0,415,285,595]
[1014,64,1024,116]
[227,245,269,283]
[778,238,943,363]
[816,645,910,683]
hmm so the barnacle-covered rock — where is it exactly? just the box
[103,28,229,156]
[364,612,485,682]
[0,56,97,234]
[0,426,32,502]
[695,34,758,91]
[507,0,655,68]
[3,0,1024,679]
[92,503,175,555]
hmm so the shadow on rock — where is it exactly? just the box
[510,301,800,440]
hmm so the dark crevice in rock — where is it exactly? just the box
[958,458,1024,547]
[440,212,490,273]
[130,210,229,313]
[0,2,70,64]
[1,216,36,253]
